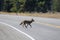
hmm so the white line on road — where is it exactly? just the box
[0,22,35,40]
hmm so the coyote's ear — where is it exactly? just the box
[31,19,33,20]
[31,18,34,21]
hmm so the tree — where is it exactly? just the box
[5,1,13,12]
[24,0,36,12]
[0,0,4,11]
[56,0,60,12]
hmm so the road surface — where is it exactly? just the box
[0,14,60,40]
[0,23,32,40]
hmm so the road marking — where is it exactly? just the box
[36,22,60,28]
[0,22,35,40]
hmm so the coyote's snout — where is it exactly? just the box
[20,19,34,28]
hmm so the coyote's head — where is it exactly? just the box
[31,19,34,22]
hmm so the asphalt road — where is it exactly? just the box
[0,23,31,40]
[0,14,60,40]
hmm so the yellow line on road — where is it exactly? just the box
[36,22,60,28]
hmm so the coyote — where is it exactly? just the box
[20,19,34,28]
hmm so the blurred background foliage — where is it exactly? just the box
[0,0,60,13]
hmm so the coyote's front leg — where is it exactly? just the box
[29,24,32,28]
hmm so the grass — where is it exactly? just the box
[0,12,60,19]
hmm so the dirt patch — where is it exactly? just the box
[0,12,60,19]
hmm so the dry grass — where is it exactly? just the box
[0,12,60,19]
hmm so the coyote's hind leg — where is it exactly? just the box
[29,24,32,28]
